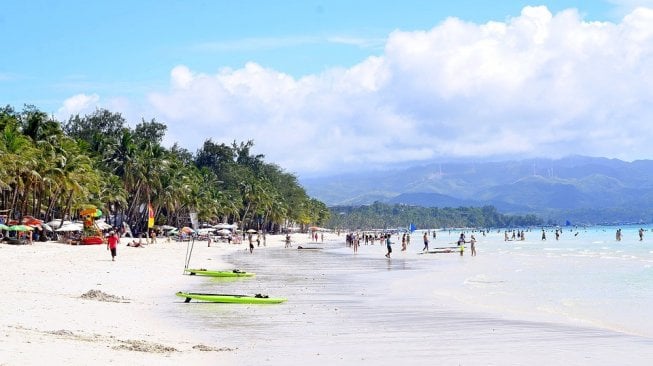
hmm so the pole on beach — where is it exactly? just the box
[183,237,195,274]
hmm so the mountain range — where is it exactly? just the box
[300,156,653,225]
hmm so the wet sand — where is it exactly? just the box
[173,237,653,366]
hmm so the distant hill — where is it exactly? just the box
[300,156,653,225]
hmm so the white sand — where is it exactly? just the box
[0,232,307,365]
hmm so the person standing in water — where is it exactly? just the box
[469,235,477,256]
[385,234,392,258]
[422,232,429,252]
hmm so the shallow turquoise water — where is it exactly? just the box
[168,226,653,365]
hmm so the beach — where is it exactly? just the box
[0,234,253,365]
[2,228,653,365]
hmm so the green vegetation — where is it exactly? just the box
[0,105,330,234]
[327,202,542,230]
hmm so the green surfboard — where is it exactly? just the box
[176,291,286,304]
[184,268,255,277]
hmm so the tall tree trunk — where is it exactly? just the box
[60,191,74,228]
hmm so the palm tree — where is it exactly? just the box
[0,124,39,219]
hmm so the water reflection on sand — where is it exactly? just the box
[171,230,653,365]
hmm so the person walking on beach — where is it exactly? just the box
[401,233,407,251]
[385,234,392,258]
[284,233,291,248]
[107,230,119,261]
[422,232,429,252]
[639,228,644,241]
[541,229,546,241]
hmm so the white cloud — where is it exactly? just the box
[606,0,653,17]
[59,6,653,176]
[56,93,100,120]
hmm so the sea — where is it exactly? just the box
[165,225,653,365]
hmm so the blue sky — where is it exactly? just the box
[2,1,653,176]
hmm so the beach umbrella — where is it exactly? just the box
[159,225,175,230]
[216,229,231,235]
[95,220,113,230]
[197,228,214,234]
[41,223,53,232]
[0,223,10,230]
[56,223,84,232]
[46,220,72,229]
[213,223,236,229]
[246,229,257,233]
[21,216,42,225]
[9,225,33,232]
[180,227,194,234]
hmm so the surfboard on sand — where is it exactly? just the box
[176,291,286,304]
[297,246,323,250]
[183,268,255,277]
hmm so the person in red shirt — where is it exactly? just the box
[107,231,119,261]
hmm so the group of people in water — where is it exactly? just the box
[345,230,477,258]
[344,225,653,260]
[502,227,649,242]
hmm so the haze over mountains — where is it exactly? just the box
[300,156,653,225]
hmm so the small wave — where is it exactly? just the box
[466,280,506,284]
[599,256,623,260]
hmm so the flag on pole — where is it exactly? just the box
[147,203,154,228]
[409,223,416,232]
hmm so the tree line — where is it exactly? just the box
[0,105,330,235]
[327,202,542,230]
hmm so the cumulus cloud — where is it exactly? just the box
[56,93,100,120]
[606,0,653,17]
[62,6,653,176]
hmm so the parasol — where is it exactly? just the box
[9,225,34,232]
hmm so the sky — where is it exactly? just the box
[3,0,653,177]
